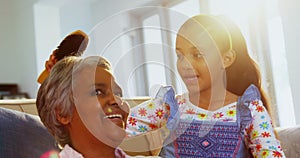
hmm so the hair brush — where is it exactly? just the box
[37,30,89,84]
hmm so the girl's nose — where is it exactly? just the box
[181,57,194,70]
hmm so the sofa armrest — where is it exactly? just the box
[276,126,300,157]
[0,97,151,115]
[0,107,59,157]
[0,99,38,115]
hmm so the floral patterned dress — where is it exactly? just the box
[126,85,286,158]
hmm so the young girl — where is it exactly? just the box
[126,14,286,158]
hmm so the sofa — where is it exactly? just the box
[0,99,299,158]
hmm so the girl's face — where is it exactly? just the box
[71,66,130,147]
[176,21,224,95]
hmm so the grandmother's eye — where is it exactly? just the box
[95,89,103,95]
[114,92,123,97]
[113,88,123,97]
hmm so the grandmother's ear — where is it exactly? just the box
[55,109,71,125]
[223,50,236,68]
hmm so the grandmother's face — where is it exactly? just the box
[71,65,130,147]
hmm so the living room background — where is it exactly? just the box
[0,0,299,127]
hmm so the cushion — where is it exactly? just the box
[0,107,59,158]
[276,126,300,158]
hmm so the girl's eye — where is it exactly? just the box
[176,52,184,60]
[193,52,204,58]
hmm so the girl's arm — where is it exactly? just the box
[244,99,286,158]
[126,86,177,137]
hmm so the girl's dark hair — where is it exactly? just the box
[191,15,271,111]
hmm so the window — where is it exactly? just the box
[143,15,167,92]
[267,17,295,126]
[130,0,293,127]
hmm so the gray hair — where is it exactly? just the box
[36,56,111,147]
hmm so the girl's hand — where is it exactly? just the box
[45,52,57,72]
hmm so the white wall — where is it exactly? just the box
[0,0,39,98]
[34,0,93,78]
[33,0,149,97]
[1,0,139,98]
[0,0,169,98]
[279,0,300,125]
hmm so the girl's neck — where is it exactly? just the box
[188,88,238,111]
